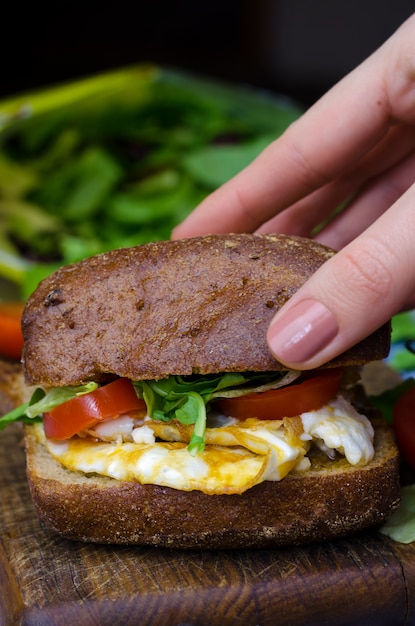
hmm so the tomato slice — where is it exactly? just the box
[393,387,415,470]
[0,302,25,360]
[43,378,146,439]
[215,368,343,420]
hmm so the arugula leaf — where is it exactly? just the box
[176,392,207,454]
[134,371,291,455]
[175,393,203,425]
[0,382,98,431]
[181,136,273,188]
[25,382,98,418]
[0,387,45,432]
[33,147,123,221]
[0,370,293,455]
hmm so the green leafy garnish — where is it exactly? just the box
[0,387,45,431]
[380,484,415,544]
[0,65,302,298]
[369,378,415,425]
[0,381,98,432]
[25,382,98,418]
[134,371,296,455]
[0,371,296,455]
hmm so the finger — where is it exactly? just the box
[255,183,350,239]
[266,182,415,369]
[172,14,415,240]
[172,60,389,238]
[316,146,415,249]
[256,124,415,238]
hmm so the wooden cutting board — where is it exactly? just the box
[1,422,414,626]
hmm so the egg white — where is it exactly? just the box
[34,394,375,495]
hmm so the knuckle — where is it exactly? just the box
[336,241,396,304]
[231,185,262,231]
[283,127,333,192]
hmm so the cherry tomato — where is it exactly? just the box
[0,302,25,360]
[43,378,146,439]
[393,387,415,470]
[215,368,343,420]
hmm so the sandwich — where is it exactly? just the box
[2,233,400,549]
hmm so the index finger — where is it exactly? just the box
[172,15,415,239]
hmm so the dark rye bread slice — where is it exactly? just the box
[24,409,400,549]
[22,233,391,387]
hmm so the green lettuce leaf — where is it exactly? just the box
[0,387,45,431]
[369,378,415,425]
[25,382,98,418]
[0,371,294,455]
[380,484,415,543]
[0,381,98,431]
[134,371,293,454]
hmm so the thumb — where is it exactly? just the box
[266,188,415,369]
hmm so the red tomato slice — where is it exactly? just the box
[393,387,415,470]
[43,378,146,440]
[215,368,343,420]
[0,302,25,360]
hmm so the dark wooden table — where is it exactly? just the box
[1,421,414,626]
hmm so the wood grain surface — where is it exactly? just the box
[1,422,415,626]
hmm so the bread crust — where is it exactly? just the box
[21,234,391,386]
[24,409,400,549]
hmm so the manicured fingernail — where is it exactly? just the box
[267,299,338,365]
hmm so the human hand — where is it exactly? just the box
[172,14,415,369]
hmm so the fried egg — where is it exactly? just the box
[34,394,375,495]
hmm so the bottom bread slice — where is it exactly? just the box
[24,412,400,550]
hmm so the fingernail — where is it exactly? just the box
[267,299,338,365]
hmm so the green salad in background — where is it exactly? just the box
[0,64,301,299]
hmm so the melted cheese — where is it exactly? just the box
[35,394,375,495]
